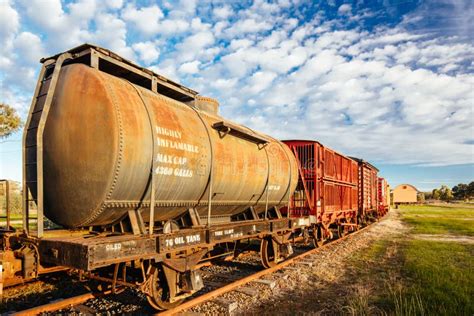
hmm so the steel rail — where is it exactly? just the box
[12,290,112,316]
[158,224,373,315]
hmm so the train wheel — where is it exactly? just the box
[260,237,280,268]
[313,238,325,248]
[337,224,348,238]
[146,265,184,311]
[312,226,326,248]
[353,217,360,231]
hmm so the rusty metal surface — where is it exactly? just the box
[32,53,298,228]
[12,291,111,316]
[377,177,390,214]
[282,140,358,224]
[350,157,379,215]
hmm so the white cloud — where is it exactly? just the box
[213,5,232,19]
[175,0,197,16]
[0,0,473,170]
[18,0,65,30]
[159,18,189,35]
[0,0,19,42]
[246,71,277,94]
[150,59,178,81]
[132,41,160,64]
[230,39,254,50]
[14,32,45,65]
[105,0,122,9]
[212,78,239,89]
[179,60,201,74]
[338,4,352,15]
[122,4,164,35]
[225,18,273,37]
[16,0,97,50]
[175,31,215,62]
[89,12,133,59]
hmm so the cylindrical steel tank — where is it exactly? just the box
[42,64,298,227]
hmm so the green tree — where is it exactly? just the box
[468,181,474,198]
[432,188,441,200]
[0,103,22,138]
[439,185,453,201]
[452,183,469,200]
[0,181,22,216]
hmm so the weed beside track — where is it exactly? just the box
[344,205,474,316]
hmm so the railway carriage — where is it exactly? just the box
[377,177,390,217]
[350,157,379,223]
[282,140,359,246]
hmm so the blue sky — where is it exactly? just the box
[0,0,473,191]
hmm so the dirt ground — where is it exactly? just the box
[412,233,474,244]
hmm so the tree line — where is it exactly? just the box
[424,182,474,201]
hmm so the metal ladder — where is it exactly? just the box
[22,53,71,237]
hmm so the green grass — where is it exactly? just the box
[401,240,473,315]
[363,238,388,259]
[403,217,474,236]
[399,204,474,236]
[346,204,474,315]
[399,205,474,314]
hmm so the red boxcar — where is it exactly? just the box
[350,157,379,222]
[283,140,359,242]
[377,177,390,216]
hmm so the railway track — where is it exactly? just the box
[11,292,107,316]
[9,223,373,315]
[159,224,371,315]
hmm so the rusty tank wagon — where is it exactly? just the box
[27,49,297,229]
[0,44,307,310]
[281,140,360,245]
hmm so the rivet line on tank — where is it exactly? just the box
[77,76,124,227]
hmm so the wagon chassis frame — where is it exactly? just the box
[1,214,310,306]
[11,216,305,272]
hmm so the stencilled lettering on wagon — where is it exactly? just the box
[154,125,199,178]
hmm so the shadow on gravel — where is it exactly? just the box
[1,272,89,313]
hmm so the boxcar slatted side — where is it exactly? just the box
[351,157,379,219]
[377,177,390,216]
[283,140,359,225]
